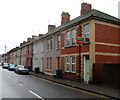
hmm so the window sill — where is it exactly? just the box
[82,42,90,45]
[65,45,76,48]
[46,50,51,52]
[65,72,76,74]
[56,48,60,50]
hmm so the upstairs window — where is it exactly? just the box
[50,37,53,50]
[57,35,60,49]
[71,29,76,45]
[40,41,43,52]
[66,31,70,47]
[83,24,90,42]
[65,29,76,47]
[47,39,50,50]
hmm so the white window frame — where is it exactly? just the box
[47,39,50,50]
[66,31,70,47]
[71,29,76,46]
[71,56,76,73]
[83,24,90,42]
[57,35,60,49]
[66,56,70,72]
[50,37,53,50]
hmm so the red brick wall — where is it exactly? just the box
[95,55,120,63]
[95,24,119,44]
[81,44,89,52]
[95,44,119,54]
[95,23,120,64]
[61,46,79,54]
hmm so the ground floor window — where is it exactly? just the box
[46,57,52,70]
[65,56,76,73]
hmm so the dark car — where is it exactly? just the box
[2,63,9,69]
[15,65,29,74]
[8,64,16,71]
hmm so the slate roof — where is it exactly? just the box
[44,9,120,36]
[32,9,120,43]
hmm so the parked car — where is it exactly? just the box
[2,63,9,69]
[0,63,2,66]
[8,64,16,71]
[15,65,29,74]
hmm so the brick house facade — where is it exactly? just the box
[60,3,120,82]
[3,2,120,83]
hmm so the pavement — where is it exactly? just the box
[29,71,120,99]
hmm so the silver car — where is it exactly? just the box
[2,63,9,69]
[15,65,29,74]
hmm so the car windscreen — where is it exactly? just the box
[18,66,24,68]
[4,63,9,65]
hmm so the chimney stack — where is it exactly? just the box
[81,3,92,15]
[39,34,44,37]
[48,25,56,31]
[61,12,70,25]
[27,37,32,42]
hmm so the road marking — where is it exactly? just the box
[31,75,109,99]
[18,84,23,86]
[29,90,44,100]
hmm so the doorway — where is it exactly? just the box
[84,55,90,83]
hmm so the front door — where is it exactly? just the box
[84,55,90,83]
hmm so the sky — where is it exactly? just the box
[0,0,119,54]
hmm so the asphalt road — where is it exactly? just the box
[0,66,102,99]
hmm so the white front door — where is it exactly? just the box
[84,55,90,83]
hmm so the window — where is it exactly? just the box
[50,57,52,69]
[83,24,90,42]
[66,31,70,46]
[66,29,76,47]
[50,37,53,49]
[66,56,70,72]
[47,39,50,50]
[71,56,75,72]
[71,29,76,45]
[47,58,49,69]
[41,41,43,52]
[65,56,76,73]
[57,35,60,49]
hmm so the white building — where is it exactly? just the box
[32,37,44,73]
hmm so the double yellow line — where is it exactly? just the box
[31,75,113,99]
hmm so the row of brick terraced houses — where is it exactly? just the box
[2,3,120,83]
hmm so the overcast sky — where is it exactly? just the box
[0,0,119,54]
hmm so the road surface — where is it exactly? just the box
[0,66,106,99]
